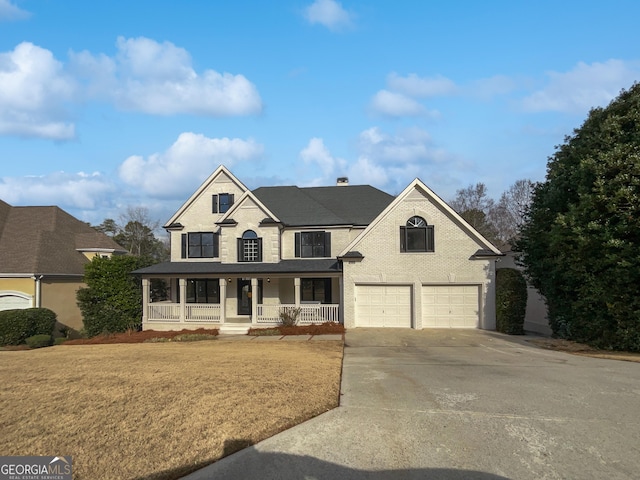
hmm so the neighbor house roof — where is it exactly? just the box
[0,201,127,275]
[252,185,394,227]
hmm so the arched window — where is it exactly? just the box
[400,216,434,252]
[238,230,262,262]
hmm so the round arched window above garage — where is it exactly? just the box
[401,216,434,252]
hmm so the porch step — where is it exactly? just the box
[218,324,251,335]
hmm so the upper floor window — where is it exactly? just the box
[212,193,234,214]
[295,231,331,258]
[400,216,434,252]
[182,232,219,258]
[238,230,262,262]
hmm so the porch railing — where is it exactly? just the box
[147,303,221,323]
[148,303,180,322]
[185,304,221,323]
[256,304,340,325]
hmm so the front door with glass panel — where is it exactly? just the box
[237,279,252,315]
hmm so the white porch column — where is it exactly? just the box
[219,278,227,323]
[179,278,187,323]
[251,277,259,324]
[294,277,301,307]
[142,278,149,324]
[338,275,344,324]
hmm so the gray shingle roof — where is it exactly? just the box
[252,185,394,226]
[133,259,341,276]
[0,201,126,275]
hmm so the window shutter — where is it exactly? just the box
[212,195,218,213]
[213,233,219,258]
[399,227,406,252]
[427,226,435,252]
[229,193,234,208]
[181,234,187,258]
[257,238,263,262]
[295,232,301,257]
[325,278,332,303]
[324,232,331,257]
[237,238,243,262]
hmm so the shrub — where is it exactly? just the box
[496,269,527,335]
[279,307,301,327]
[77,255,152,337]
[26,334,53,349]
[25,308,57,336]
[0,308,58,345]
[54,337,67,345]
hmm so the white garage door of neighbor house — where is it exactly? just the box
[422,285,480,328]
[0,294,30,311]
[355,285,412,328]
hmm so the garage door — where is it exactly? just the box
[355,285,412,327]
[0,294,30,311]
[422,285,479,328]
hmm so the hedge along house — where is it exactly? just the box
[0,200,127,332]
[134,166,503,333]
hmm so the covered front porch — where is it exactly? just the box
[138,260,343,333]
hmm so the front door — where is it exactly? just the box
[237,279,263,316]
[237,279,252,315]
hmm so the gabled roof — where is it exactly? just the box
[216,190,281,226]
[0,201,126,275]
[252,185,394,227]
[164,165,250,228]
[339,178,502,257]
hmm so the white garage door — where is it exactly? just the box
[422,285,479,328]
[0,294,30,311]
[355,285,412,328]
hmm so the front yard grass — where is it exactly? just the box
[0,340,343,479]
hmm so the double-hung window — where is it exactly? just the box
[301,278,332,304]
[181,232,219,258]
[294,231,331,258]
[212,193,234,214]
[400,216,434,252]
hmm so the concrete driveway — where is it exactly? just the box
[184,329,640,479]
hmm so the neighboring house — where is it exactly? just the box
[497,247,551,335]
[0,200,127,332]
[135,166,503,333]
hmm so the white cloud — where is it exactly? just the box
[300,137,347,177]
[521,59,640,114]
[118,132,264,198]
[0,0,30,21]
[369,90,434,118]
[0,171,114,209]
[73,36,263,116]
[0,42,76,139]
[387,73,457,97]
[304,0,353,31]
[358,126,438,164]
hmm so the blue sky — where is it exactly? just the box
[1,0,639,227]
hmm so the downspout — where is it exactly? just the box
[33,275,43,308]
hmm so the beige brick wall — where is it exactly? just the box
[342,187,497,329]
[170,171,246,262]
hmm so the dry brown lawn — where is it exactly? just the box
[528,338,640,362]
[0,340,343,480]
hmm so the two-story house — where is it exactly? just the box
[0,199,127,332]
[135,166,502,333]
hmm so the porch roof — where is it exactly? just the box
[133,259,342,276]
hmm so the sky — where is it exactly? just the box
[1,0,639,229]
